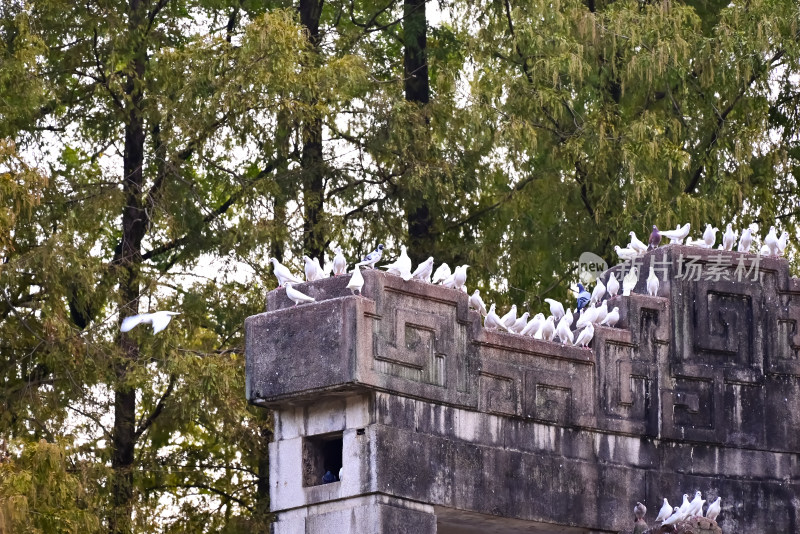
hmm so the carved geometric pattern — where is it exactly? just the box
[771,301,800,376]
[478,373,516,416]
[374,307,448,386]
[523,369,579,425]
[694,290,752,365]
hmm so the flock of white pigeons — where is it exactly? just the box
[117,221,789,351]
[262,221,791,354]
[635,491,722,527]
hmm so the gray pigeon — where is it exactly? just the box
[648,225,661,250]
[358,244,385,268]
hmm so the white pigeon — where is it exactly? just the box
[121,311,180,335]
[575,302,596,329]
[629,231,648,254]
[606,272,620,298]
[599,306,619,327]
[358,244,385,268]
[469,289,488,316]
[655,498,672,523]
[677,494,691,517]
[778,230,789,256]
[520,313,545,336]
[540,315,556,341]
[662,507,682,527]
[453,265,469,290]
[346,264,364,295]
[484,304,508,331]
[615,245,640,262]
[646,265,659,297]
[544,298,565,321]
[381,245,413,281]
[411,257,434,282]
[737,228,752,253]
[499,305,517,330]
[303,255,319,281]
[269,257,303,287]
[760,244,770,256]
[563,307,574,327]
[705,497,721,521]
[593,301,608,325]
[573,323,594,348]
[332,246,348,276]
[687,237,711,248]
[510,312,530,334]
[686,491,704,517]
[285,282,315,306]
[590,279,606,305]
[764,225,779,256]
[432,263,451,284]
[703,224,719,248]
[622,267,638,296]
[660,223,691,244]
[722,223,737,251]
[314,257,327,280]
[556,316,573,344]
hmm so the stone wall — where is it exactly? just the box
[246,245,800,533]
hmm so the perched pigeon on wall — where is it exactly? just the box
[575,283,590,313]
[285,283,315,306]
[654,498,672,523]
[270,258,303,287]
[660,223,691,244]
[606,272,620,298]
[346,265,364,295]
[358,244,385,268]
[544,298,565,321]
[648,225,661,250]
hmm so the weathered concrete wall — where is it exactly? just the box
[246,246,800,533]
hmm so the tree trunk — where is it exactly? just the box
[299,0,325,261]
[403,0,433,265]
[110,0,147,531]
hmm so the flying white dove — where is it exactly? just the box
[510,312,530,334]
[285,282,315,306]
[737,227,752,253]
[590,279,606,305]
[346,264,364,295]
[629,231,648,254]
[703,224,719,248]
[654,498,672,523]
[722,223,737,251]
[705,497,721,521]
[573,323,594,348]
[520,313,544,336]
[556,316,574,344]
[540,315,556,341]
[660,223,691,244]
[411,257,434,282]
[432,263,451,284]
[381,245,413,281]
[622,267,638,296]
[593,301,608,325]
[686,491,704,517]
[484,304,508,331]
[575,302,596,330]
[615,245,640,262]
[499,305,517,330]
[544,298,565,321]
[358,244,385,268]
[269,257,303,287]
[599,306,619,327]
[304,255,321,282]
[469,289,488,316]
[121,311,180,335]
[606,272,620,298]
[646,265,659,297]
